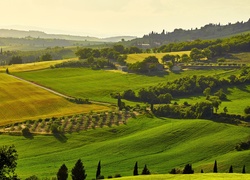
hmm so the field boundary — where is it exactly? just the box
[7,74,113,106]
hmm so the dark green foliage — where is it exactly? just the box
[96,161,101,179]
[229,165,233,173]
[6,68,9,74]
[242,165,246,173]
[133,162,138,176]
[25,175,39,180]
[214,89,227,101]
[9,56,22,65]
[201,169,204,173]
[236,140,250,151]
[71,159,87,180]
[41,53,52,61]
[57,164,68,180]
[0,145,18,179]
[22,127,32,138]
[244,106,250,114]
[182,164,194,174]
[114,174,121,178]
[141,165,150,175]
[213,160,218,173]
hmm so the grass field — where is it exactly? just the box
[176,84,250,115]
[0,116,249,179]
[0,73,110,126]
[114,173,250,180]
[0,58,77,73]
[13,68,242,104]
[126,51,190,64]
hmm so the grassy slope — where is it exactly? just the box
[0,116,249,179]
[0,59,77,73]
[126,51,190,64]
[176,85,250,115]
[0,73,109,126]
[14,68,241,104]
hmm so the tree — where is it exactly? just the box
[203,87,211,97]
[161,54,175,64]
[96,161,101,179]
[223,107,228,114]
[41,53,52,61]
[9,56,22,65]
[242,165,246,173]
[57,164,68,180]
[0,145,18,179]
[141,164,150,175]
[158,93,173,104]
[213,160,218,173]
[6,68,9,74]
[71,159,87,180]
[190,48,204,61]
[244,106,250,114]
[133,162,138,176]
[183,164,194,174]
[229,165,233,173]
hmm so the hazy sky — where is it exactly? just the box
[1,0,249,37]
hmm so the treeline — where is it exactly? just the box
[137,19,250,47]
[0,46,74,65]
[156,33,250,57]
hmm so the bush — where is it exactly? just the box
[22,127,32,137]
[114,174,121,178]
[244,106,250,114]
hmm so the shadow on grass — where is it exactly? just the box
[23,133,34,139]
[53,133,68,143]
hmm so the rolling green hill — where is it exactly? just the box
[13,68,242,104]
[0,116,249,179]
[0,73,109,126]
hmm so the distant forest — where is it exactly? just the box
[131,19,250,47]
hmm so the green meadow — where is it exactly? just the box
[0,116,249,179]
[14,68,241,104]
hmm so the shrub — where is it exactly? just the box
[114,174,121,178]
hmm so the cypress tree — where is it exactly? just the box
[229,165,233,173]
[96,161,101,179]
[71,159,87,180]
[133,161,138,176]
[117,94,122,110]
[141,164,150,175]
[242,165,246,174]
[201,169,204,173]
[57,164,68,180]
[183,164,194,174]
[213,160,218,173]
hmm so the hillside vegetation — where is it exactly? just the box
[0,116,249,179]
[0,73,109,125]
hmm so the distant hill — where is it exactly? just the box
[129,19,250,47]
[0,29,136,42]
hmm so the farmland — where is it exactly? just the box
[13,67,242,104]
[0,73,110,126]
[0,116,249,179]
[126,51,190,64]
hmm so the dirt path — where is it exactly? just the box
[8,74,113,106]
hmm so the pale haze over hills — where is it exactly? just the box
[0,0,249,38]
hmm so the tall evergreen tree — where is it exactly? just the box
[183,164,194,174]
[141,164,150,175]
[57,164,68,180]
[133,162,138,176]
[242,165,246,174]
[229,165,233,173]
[213,160,218,173]
[71,159,87,180]
[96,161,101,179]
[117,94,122,110]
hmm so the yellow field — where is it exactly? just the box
[126,51,190,64]
[0,58,77,73]
[0,73,110,126]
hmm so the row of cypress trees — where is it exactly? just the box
[56,160,247,180]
